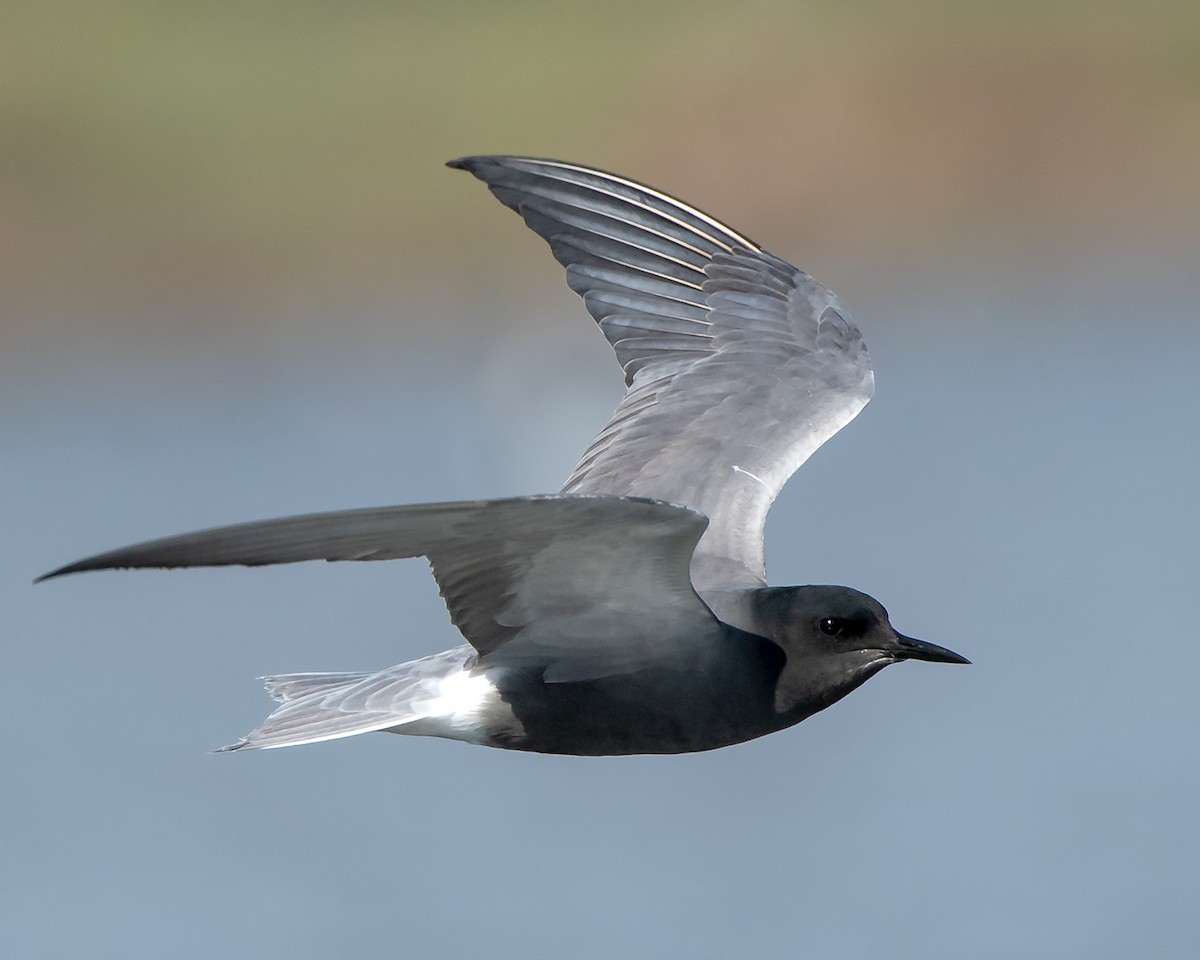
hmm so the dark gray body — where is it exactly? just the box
[374,583,959,757]
[469,626,792,755]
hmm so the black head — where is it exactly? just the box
[751,584,968,719]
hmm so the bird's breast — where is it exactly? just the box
[481,641,783,756]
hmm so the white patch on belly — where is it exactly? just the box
[389,670,498,744]
[427,671,495,721]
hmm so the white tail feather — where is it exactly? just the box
[215,648,482,752]
[262,672,369,703]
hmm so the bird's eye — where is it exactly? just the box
[819,617,845,636]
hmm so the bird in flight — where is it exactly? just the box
[38,156,968,756]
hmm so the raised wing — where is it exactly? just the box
[450,156,875,589]
[38,495,720,681]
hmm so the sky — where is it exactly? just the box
[5,3,1199,958]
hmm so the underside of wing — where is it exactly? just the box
[40,495,721,681]
[451,156,875,589]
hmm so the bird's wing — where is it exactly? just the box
[38,495,720,681]
[451,156,875,589]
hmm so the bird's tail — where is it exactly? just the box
[216,670,393,752]
[262,672,368,704]
[215,648,477,753]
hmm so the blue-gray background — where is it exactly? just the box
[5,3,1198,957]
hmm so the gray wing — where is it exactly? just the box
[38,495,720,681]
[450,156,875,589]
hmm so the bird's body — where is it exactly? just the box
[39,156,968,756]
[249,620,803,757]
[282,634,778,757]
[251,588,907,757]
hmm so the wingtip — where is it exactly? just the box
[34,564,79,584]
[34,556,131,583]
[447,155,543,175]
[446,155,485,172]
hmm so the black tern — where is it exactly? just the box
[38,156,968,755]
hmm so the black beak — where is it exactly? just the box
[890,633,971,665]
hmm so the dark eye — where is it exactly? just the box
[819,617,845,636]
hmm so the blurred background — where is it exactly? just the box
[5,1,1198,957]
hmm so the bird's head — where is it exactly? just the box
[752,584,969,718]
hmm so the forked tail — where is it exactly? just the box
[217,671,380,752]
[215,648,477,752]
